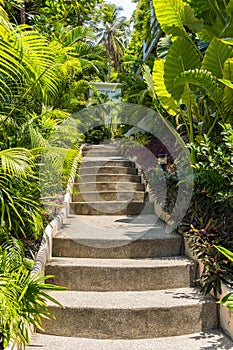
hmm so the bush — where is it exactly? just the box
[179,124,233,295]
[84,126,112,144]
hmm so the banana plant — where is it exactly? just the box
[149,0,233,162]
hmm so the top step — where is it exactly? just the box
[82,144,118,150]
[82,144,121,158]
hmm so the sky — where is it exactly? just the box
[106,0,137,19]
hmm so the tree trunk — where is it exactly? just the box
[20,1,26,24]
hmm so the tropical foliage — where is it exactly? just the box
[0,1,106,347]
[122,0,233,296]
[215,246,233,310]
[0,238,66,348]
[151,0,233,151]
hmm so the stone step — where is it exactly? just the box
[82,159,134,168]
[72,191,146,202]
[82,149,121,157]
[26,330,233,350]
[82,144,118,151]
[78,166,137,175]
[69,201,154,215]
[45,256,196,291]
[78,174,142,183]
[74,182,145,192]
[39,288,217,339]
[52,215,182,258]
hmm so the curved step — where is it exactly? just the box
[40,288,217,339]
[74,182,145,192]
[69,201,154,215]
[52,215,182,258]
[45,256,196,291]
[78,174,141,183]
[27,330,233,350]
[78,166,137,175]
[82,149,121,157]
[72,191,146,202]
[82,159,134,168]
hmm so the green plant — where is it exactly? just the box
[84,126,112,144]
[179,124,233,295]
[190,124,233,205]
[0,238,66,349]
[183,220,233,295]
[215,246,233,310]
[142,0,233,163]
[0,148,44,240]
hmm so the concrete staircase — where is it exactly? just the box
[27,143,233,349]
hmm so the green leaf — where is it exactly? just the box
[142,64,157,101]
[183,5,203,33]
[152,0,185,36]
[202,38,232,79]
[152,59,178,115]
[215,245,233,262]
[219,79,233,89]
[152,0,203,37]
[157,35,172,59]
[175,69,223,106]
[221,58,233,116]
[180,84,196,112]
[222,38,233,46]
[219,293,233,310]
[65,26,95,46]
[164,37,201,99]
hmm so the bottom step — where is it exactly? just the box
[27,330,233,350]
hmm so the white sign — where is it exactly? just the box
[90,82,121,102]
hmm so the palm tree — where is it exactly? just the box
[93,4,130,79]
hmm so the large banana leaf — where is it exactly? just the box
[175,69,224,107]
[152,59,178,116]
[222,58,233,117]
[164,37,201,100]
[190,0,233,40]
[152,0,203,37]
[202,38,232,78]
[188,0,229,20]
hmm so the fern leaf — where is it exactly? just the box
[65,26,95,46]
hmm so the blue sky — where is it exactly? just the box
[107,0,137,19]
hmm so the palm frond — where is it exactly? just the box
[0,148,33,176]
